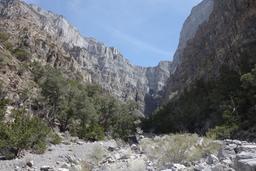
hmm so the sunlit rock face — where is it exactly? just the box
[0,0,172,115]
[163,0,256,101]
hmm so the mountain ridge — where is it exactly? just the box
[0,0,173,115]
[164,0,256,102]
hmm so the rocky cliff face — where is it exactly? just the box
[172,0,214,69]
[0,0,172,115]
[164,0,256,101]
[2,0,254,115]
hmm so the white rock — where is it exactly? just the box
[211,163,229,171]
[232,140,242,145]
[58,168,69,171]
[236,151,256,160]
[218,146,236,160]
[130,155,137,160]
[106,156,115,163]
[61,163,71,169]
[238,144,256,153]
[194,162,211,171]
[236,158,256,171]
[113,153,121,160]
[170,163,186,170]
[70,164,82,171]
[76,141,84,145]
[147,160,154,166]
[14,166,20,171]
[197,138,204,146]
[222,158,233,166]
[206,154,219,165]
[131,144,138,151]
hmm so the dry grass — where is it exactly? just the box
[127,159,146,171]
[89,144,106,165]
[140,133,221,168]
[80,161,93,171]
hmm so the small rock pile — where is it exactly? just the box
[166,139,256,171]
[93,143,150,171]
[221,139,256,171]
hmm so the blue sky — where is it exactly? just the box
[23,0,202,67]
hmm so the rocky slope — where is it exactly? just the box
[0,0,172,115]
[1,133,256,171]
[164,0,256,101]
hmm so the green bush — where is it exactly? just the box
[17,63,30,76]
[207,124,239,140]
[0,51,12,66]
[0,109,50,159]
[110,110,137,140]
[12,48,31,62]
[48,131,62,145]
[0,99,8,121]
[3,41,13,50]
[0,32,9,42]
[143,65,256,141]
[31,63,139,141]
[78,123,105,141]
[0,84,8,121]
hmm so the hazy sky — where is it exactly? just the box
[23,0,202,67]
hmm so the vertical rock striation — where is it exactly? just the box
[164,0,256,101]
[172,0,214,70]
[0,0,172,115]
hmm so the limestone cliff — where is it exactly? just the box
[164,0,256,101]
[172,0,214,70]
[0,0,172,115]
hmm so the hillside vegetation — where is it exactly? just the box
[0,31,139,159]
[143,64,256,141]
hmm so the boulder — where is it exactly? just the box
[211,163,234,171]
[235,158,256,171]
[206,154,219,165]
[113,153,121,160]
[194,162,211,171]
[58,168,69,171]
[131,144,138,151]
[70,164,82,171]
[236,151,256,160]
[221,158,233,167]
[61,163,71,169]
[40,166,54,171]
[170,163,186,171]
[26,160,34,168]
[106,156,115,163]
[236,144,256,153]
[104,140,118,151]
[14,166,20,171]
[76,141,84,145]
[218,145,236,160]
